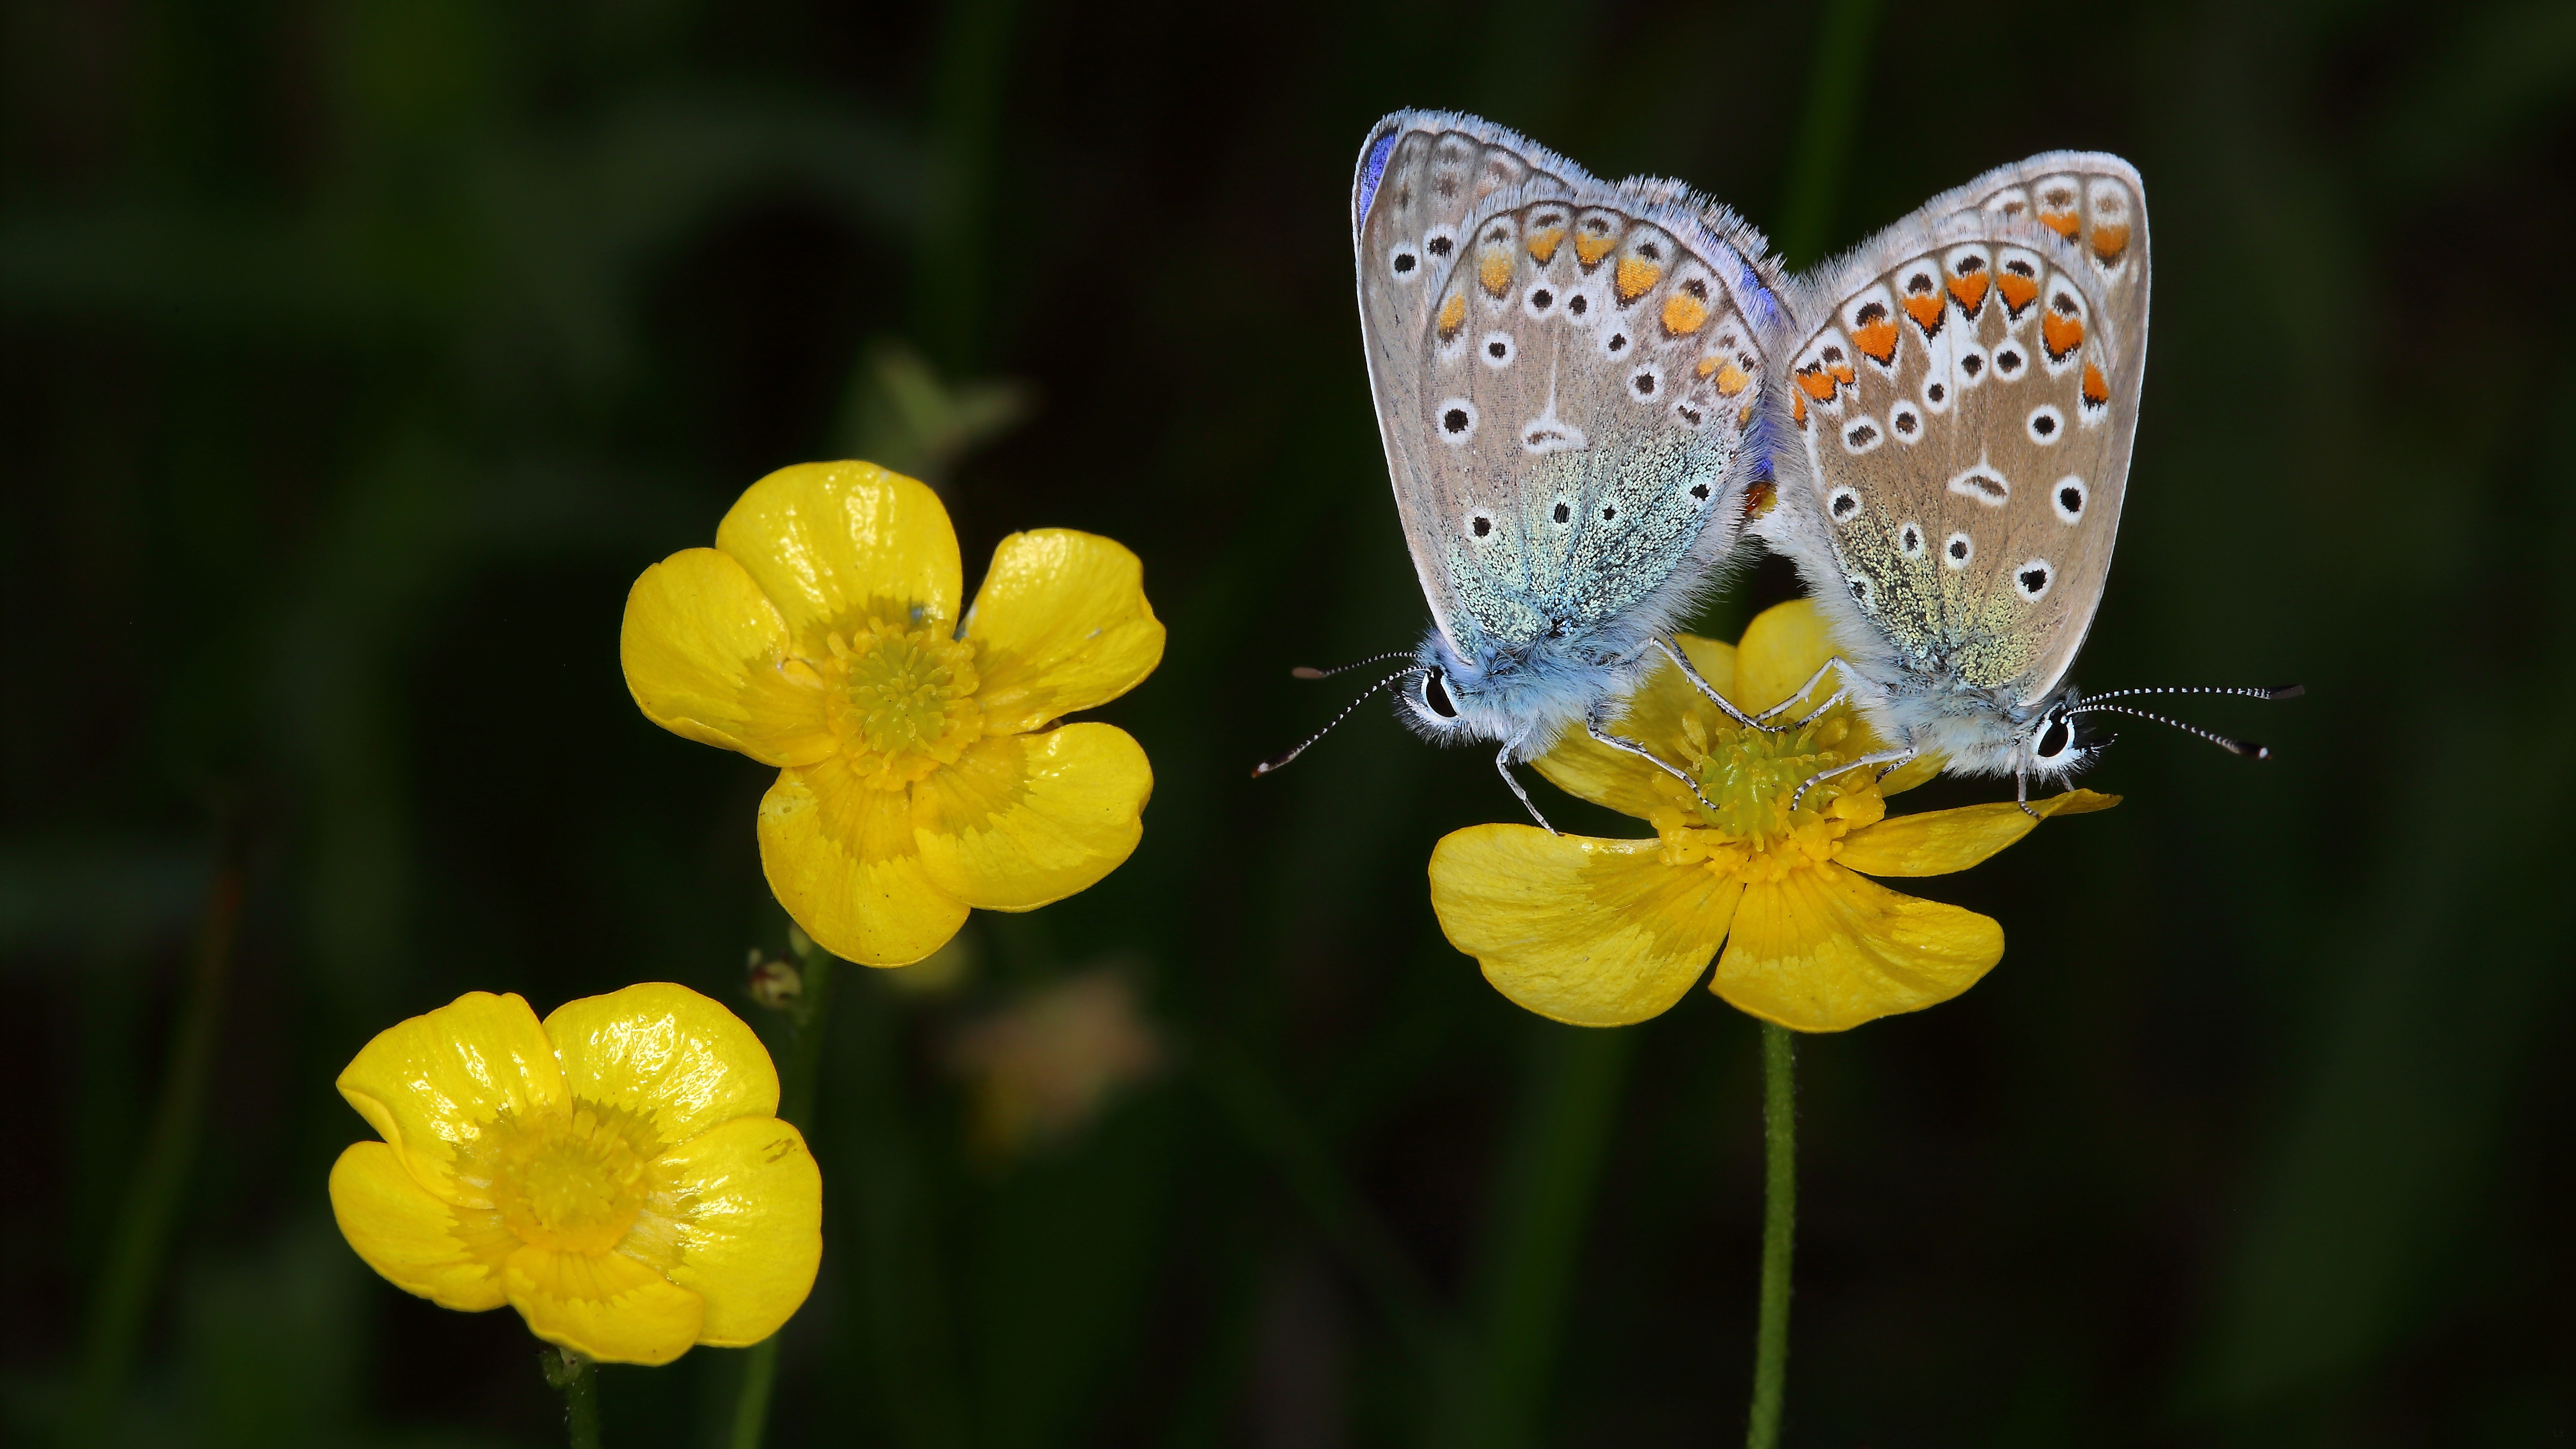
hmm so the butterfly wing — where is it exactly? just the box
[1354,112,1790,665]
[1762,153,2148,707]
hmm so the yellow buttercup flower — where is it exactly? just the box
[621,461,1165,967]
[328,984,822,1365]
[1430,601,2116,1033]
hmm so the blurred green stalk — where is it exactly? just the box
[545,1346,603,1449]
[1745,1024,1796,1449]
[729,934,837,1449]
[69,859,242,1447]
[1774,0,1883,269]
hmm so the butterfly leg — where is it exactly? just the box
[2017,768,2035,819]
[1754,657,1858,729]
[1653,637,1768,729]
[1495,744,1556,835]
[1787,749,1917,814]
[1585,715,1719,815]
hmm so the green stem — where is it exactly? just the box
[70,862,242,1447]
[727,937,836,1449]
[545,1345,602,1449]
[1773,0,1884,269]
[1745,1023,1797,1449]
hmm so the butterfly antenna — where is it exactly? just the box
[2065,684,2305,704]
[2064,703,2274,759]
[1252,667,1419,777]
[1289,650,1416,681]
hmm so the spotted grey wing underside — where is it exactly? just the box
[1763,152,2149,705]
[1353,111,1790,664]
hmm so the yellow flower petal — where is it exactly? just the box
[714,462,963,649]
[964,530,1166,735]
[1835,789,2121,878]
[1731,600,1840,716]
[1715,864,2002,1032]
[912,724,1152,912]
[327,1142,513,1311]
[620,548,836,767]
[645,1116,823,1347]
[758,755,969,967]
[1429,825,1744,1027]
[541,984,781,1149]
[503,1245,705,1366]
[1534,635,1738,818]
[335,992,568,1206]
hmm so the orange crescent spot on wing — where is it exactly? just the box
[1695,356,1721,378]
[1479,253,1513,296]
[2082,362,2111,408]
[2038,209,2081,239]
[1615,257,1663,302]
[1526,227,1565,264]
[1996,272,2040,315]
[1437,292,1467,342]
[1829,359,1855,386]
[1946,272,1989,315]
[1791,392,1809,428]
[1714,363,1750,397]
[1901,293,1946,334]
[2041,311,2085,361]
[2089,224,2130,261]
[1574,233,1617,267]
[1851,319,1899,365]
[1795,367,1838,402]
[1660,292,1709,336]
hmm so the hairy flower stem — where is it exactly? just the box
[545,1346,602,1448]
[1746,1023,1797,1449]
[728,934,836,1449]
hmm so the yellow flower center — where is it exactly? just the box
[1652,711,1887,883]
[818,618,985,788]
[487,1101,661,1256]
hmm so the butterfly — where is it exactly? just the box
[1754,153,2296,811]
[1254,110,1794,829]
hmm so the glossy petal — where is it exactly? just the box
[1731,600,1841,717]
[327,1142,513,1311]
[1430,825,1744,1027]
[336,992,567,1206]
[621,548,836,767]
[964,530,1166,735]
[1535,635,1738,819]
[1836,789,2120,878]
[1714,865,2002,1032]
[503,1245,705,1366]
[644,1116,823,1347]
[759,754,969,967]
[715,462,963,649]
[542,984,780,1150]
[912,724,1152,911]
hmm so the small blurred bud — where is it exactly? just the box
[948,967,1162,1161]
[748,956,803,1011]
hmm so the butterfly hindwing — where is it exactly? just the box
[1769,152,2148,708]
[1355,112,1787,669]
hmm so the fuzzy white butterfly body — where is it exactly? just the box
[1349,112,1793,811]
[1756,154,2154,795]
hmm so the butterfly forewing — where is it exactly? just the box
[1780,153,2148,706]
[1355,112,1784,663]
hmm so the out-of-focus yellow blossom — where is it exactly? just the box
[328,985,822,1365]
[948,968,1162,1158]
[622,461,1165,967]
[1430,601,2116,1033]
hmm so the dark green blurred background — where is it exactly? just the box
[6,1,2573,1445]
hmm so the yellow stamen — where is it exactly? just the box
[815,618,985,788]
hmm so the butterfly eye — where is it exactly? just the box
[1420,668,1459,720]
[2034,716,2072,760]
